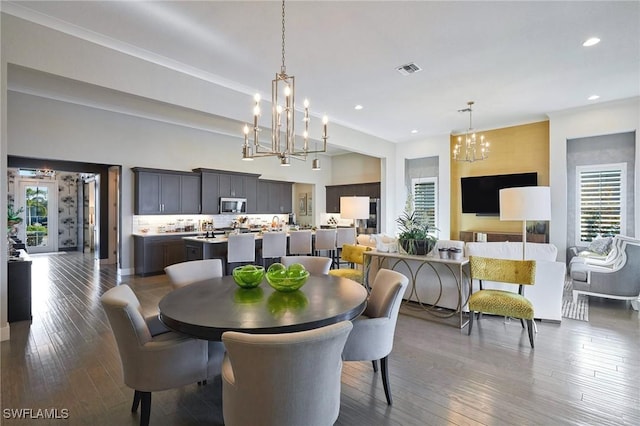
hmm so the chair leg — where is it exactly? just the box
[519,318,525,329]
[140,392,151,426]
[132,390,151,426]
[380,356,393,405]
[526,319,535,348]
[371,360,378,372]
[131,390,141,412]
[467,310,474,335]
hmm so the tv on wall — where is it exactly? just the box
[461,172,538,215]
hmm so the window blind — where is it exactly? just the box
[577,166,624,242]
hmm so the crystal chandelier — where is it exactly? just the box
[452,101,489,162]
[242,0,328,168]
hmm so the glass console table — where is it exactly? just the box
[363,251,471,329]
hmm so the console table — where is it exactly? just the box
[8,250,32,322]
[363,251,471,328]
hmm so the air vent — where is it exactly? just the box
[395,62,422,76]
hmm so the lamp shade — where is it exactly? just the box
[499,186,551,221]
[340,196,370,219]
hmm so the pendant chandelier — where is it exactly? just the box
[242,0,328,169]
[452,101,489,162]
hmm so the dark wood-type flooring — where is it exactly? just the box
[2,252,638,425]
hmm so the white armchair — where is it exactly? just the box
[570,236,640,309]
[221,321,353,426]
[342,269,409,405]
[100,285,222,426]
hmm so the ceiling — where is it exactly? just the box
[4,1,639,147]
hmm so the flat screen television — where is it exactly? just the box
[461,172,538,215]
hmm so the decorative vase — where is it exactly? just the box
[399,239,435,256]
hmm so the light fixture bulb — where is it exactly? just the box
[284,85,291,97]
[583,37,600,47]
[322,115,328,124]
[303,99,309,108]
[254,93,261,102]
[243,125,249,135]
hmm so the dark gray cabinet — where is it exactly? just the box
[325,182,380,213]
[200,171,221,214]
[133,168,200,214]
[195,169,260,214]
[257,180,293,213]
[134,235,192,276]
[8,255,32,322]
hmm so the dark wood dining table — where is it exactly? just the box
[158,274,368,340]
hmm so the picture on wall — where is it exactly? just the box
[306,192,313,215]
[298,194,307,216]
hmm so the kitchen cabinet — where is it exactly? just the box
[133,168,200,214]
[134,235,195,276]
[194,169,260,214]
[257,180,293,213]
[325,182,380,213]
[200,171,221,214]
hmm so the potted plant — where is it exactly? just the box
[395,193,437,255]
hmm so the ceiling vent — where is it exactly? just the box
[395,62,422,76]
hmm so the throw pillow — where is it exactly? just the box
[587,236,612,255]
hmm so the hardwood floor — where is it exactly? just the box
[2,252,638,425]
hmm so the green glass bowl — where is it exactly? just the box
[232,265,265,289]
[266,269,310,292]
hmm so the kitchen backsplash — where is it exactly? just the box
[132,214,289,234]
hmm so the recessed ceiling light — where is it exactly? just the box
[354,105,363,110]
[588,95,600,101]
[411,129,418,134]
[583,37,600,47]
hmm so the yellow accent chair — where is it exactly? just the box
[468,256,537,348]
[328,244,371,283]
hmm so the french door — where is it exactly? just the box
[18,179,58,253]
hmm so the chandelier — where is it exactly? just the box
[452,101,489,162]
[242,0,328,168]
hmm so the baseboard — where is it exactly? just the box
[1,324,10,341]
[119,267,135,276]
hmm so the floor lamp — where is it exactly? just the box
[499,186,551,260]
[340,196,370,234]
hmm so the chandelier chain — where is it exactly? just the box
[281,0,286,75]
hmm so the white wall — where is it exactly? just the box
[548,97,640,261]
[394,133,452,240]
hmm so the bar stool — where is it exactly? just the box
[288,230,313,256]
[314,228,338,268]
[226,233,256,274]
[336,227,356,268]
[261,232,287,268]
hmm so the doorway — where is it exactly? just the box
[17,179,58,253]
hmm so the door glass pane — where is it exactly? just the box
[25,185,50,249]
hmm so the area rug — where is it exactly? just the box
[562,278,589,321]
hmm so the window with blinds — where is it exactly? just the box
[576,163,626,243]
[411,177,437,232]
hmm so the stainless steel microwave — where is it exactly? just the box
[220,197,247,214]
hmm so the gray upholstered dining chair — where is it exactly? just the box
[342,269,409,405]
[280,255,332,275]
[164,259,223,289]
[221,321,353,426]
[100,284,223,426]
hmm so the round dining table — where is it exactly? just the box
[158,274,368,341]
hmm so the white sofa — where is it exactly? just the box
[466,242,566,322]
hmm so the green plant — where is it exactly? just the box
[7,204,24,224]
[395,192,437,255]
